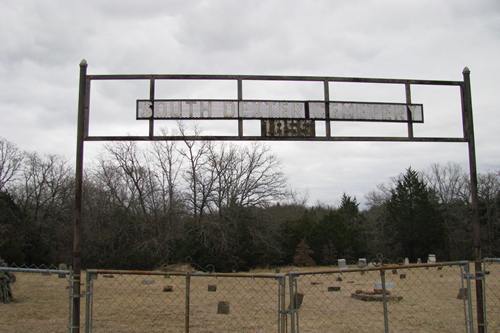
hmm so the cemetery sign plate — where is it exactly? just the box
[261,119,315,137]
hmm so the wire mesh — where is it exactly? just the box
[292,268,385,333]
[385,263,469,333]
[86,270,283,333]
[290,263,471,333]
[0,265,72,333]
[87,271,186,333]
[2,262,495,332]
[188,274,283,333]
[484,259,500,333]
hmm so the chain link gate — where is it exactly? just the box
[84,269,286,333]
[286,261,474,333]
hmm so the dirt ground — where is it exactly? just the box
[0,263,498,333]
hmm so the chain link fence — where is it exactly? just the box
[85,269,286,333]
[0,264,73,333]
[1,260,499,332]
[288,261,474,333]
[483,258,500,333]
[288,268,385,332]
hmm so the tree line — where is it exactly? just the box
[0,136,499,271]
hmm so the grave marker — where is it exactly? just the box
[338,259,347,270]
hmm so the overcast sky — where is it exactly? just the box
[1,0,499,206]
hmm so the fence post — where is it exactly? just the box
[185,273,191,333]
[277,276,283,333]
[288,273,297,333]
[462,263,475,333]
[84,272,94,333]
[380,269,389,333]
[68,270,74,333]
[480,261,487,333]
[280,276,287,333]
[295,276,300,333]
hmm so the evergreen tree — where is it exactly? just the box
[386,168,446,261]
[339,193,359,218]
[0,191,26,264]
[293,239,316,266]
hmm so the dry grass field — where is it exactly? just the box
[1,263,498,333]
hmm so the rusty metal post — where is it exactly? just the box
[462,67,485,333]
[294,276,300,333]
[278,276,286,333]
[149,79,155,138]
[463,263,475,333]
[277,277,281,333]
[380,269,390,333]
[185,273,191,333]
[84,272,94,333]
[288,273,296,333]
[324,80,331,137]
[405,83,414,139]
[68,271,74,333]
[72,59,87,333]
[237,79,243,137]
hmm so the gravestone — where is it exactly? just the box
[163,285,174,292]
[404,257,410,265]
[142,278,155,285]
[328,286,341,292]
[358,258,367,268]
[417,258,422,264]
[457,288,467,300]
[427,254,436,263]
[58,263,68,278]
[217,301,230,314]
[208,284,217,292]
[373,282,395,291]
[338,259,347,270]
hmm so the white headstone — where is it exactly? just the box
[427,254,436,263]
[417,258,422,264]
[358,258,367,268]
[374,282,395,290]
[338,259,347,270]
[404,257,410,265]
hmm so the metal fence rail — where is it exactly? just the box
[288,261,474,333]
[483,258,500,333]
[0,265,73,333]
[85,269,286,333]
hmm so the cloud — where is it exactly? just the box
[0,0,499,205]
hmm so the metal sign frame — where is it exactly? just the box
[72,61,484,332]
[135,99,424,123]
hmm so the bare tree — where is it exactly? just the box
[16,153,71,221]
[0,137,23,192]
[424,162,469,204]
[207,143,239,215]
[477,172,500,256]
[104,142,151,216]
[177,124,214,221]
[151,137,183,217]
[233,143,287,207]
